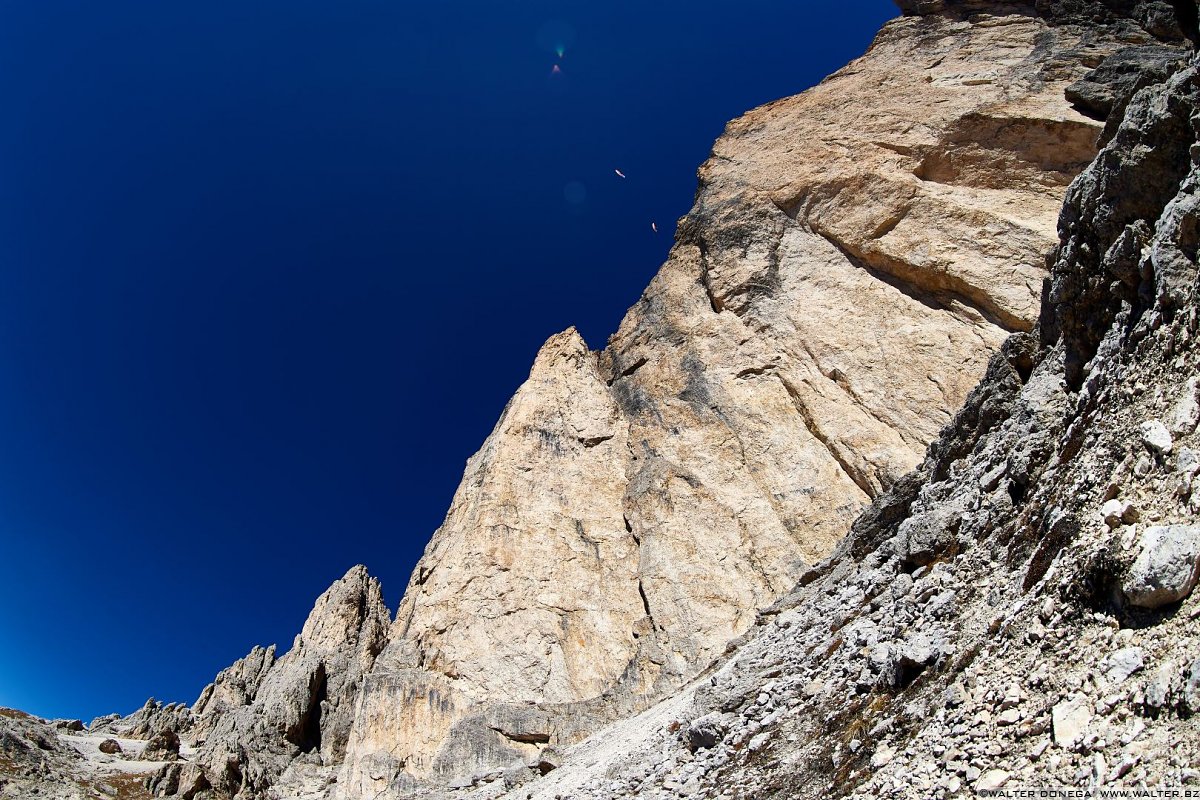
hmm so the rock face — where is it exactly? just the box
[141,730,181,763]
[190,644,277,741]
[335,2,1186,795]
[153,565,390,798]
[7,2,1192,799]
[471,35,1200,800]
[88,698,193,741]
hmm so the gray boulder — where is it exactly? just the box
[140,728,181,762]
[685,714,726,752]
[1123,525,1200,608]
[1066,46,1185,120]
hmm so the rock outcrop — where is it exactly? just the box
[0,709,88,800]
[469,32,1200,800]
[0,707,184,800]
[336,3,1186,795]
[190,645,277,741]
[89,697,194,741]
[152,565,390,798]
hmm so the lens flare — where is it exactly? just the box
[537,21,575,55]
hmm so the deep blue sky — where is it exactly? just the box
[0,0,896,720]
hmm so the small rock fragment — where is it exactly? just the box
[535,746,563,776]
[1052,695,1092,747]
[1185,658,1200,713]
[1123,525,1200,608]
[685,716,724,752]
[1100,499,1138,526]
[1141,420,1173,456]
[977,769,1010,791]
[1101,647,1145,684]
[1092,752,1108,787]
[1145,661,1180,710]
[1172,379,1200,435]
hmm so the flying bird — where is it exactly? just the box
[614,169,626,179]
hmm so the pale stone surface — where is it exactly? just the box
[191,644,276,739]
[1142,420,1175,455]
[1102,648,1146,685]
[1054,696,1094,747]
[338,4,1147,794]
[977,769,1011,790]
[1124,525,1200,609]
[474,53,1200,797]
[1172,378,1199,434]
[160,565,390,798]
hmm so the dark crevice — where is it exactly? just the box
[736,365,778,379]
[223,760,244,796]
[776,374,877,499]
[638,579,655,627]
[1171,0,1200,48]
[1076,554,1128,617]
[491,728,550,745]
[696,240,725,314]
[608,356,649,386]
[1021,511,1074,592]
[287,665,327,754]
[892,660,928,692]
[579,434,615,448]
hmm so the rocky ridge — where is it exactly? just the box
[2,1,1196,798]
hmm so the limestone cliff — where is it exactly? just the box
[335,3,1186,796]
[482,35,1200,800]
[8,2,1187,800]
